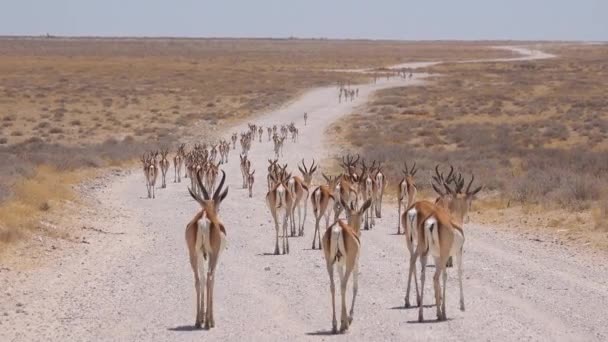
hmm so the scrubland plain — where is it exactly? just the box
[0,38,511,250]
[330,43,608,247]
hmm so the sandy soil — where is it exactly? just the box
[1,47,607,342]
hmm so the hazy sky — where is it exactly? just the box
[1,0,606,40]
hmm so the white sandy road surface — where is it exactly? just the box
[2,47,608,342]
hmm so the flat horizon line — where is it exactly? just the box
[0,34,604,44]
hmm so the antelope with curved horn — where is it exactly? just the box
[185,170,228,329]
[322,198,371,334]
[231,133,237,150]
[397,161,418,234]
[240,154,251,189]
[374,162,387,218]
[405,170,482,321]
[359,160,376,230]
[141,152,158,199]
[266,171,294,255]
[310,174,338,249]
[247,169,255,198]
[174,143,185,183]
[288,159,317,236]
[159,149,170,189]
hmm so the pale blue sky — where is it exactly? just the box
[1,0,606,40]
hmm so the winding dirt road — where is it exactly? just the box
[2,47,608,342]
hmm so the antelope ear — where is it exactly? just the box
[471,186,483,196]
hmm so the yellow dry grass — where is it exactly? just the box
[331,43,608,248]
[0,38,515,253]
[0,166,85,247]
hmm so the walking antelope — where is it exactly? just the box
[239,154,251,189]
[397,161,418,234]
[266,159,279,191]
[247,169,255,198]
[359,160,376,230]
[266,172,294,255]
[159,149,170,189]
[310,174,339,249]
[174,143,185,183]
[404,171,482,321]
[287,159,316,237]
[231,133,237,150]
[290,159,318,236]
[335,174,358,222]
[374,162,387,218]
[258,126,264,143]
[304,112,308,126]
[321,198,371,334]
[141,152,158,199]
[185,170,228,329]
[267,127,272,141]
[341,154,361,184]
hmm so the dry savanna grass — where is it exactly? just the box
[0,38,514,249]
[330,43,608,247]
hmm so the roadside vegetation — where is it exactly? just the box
[0,38,512,252]
[330,44,608,247]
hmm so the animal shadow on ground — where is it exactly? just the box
[256,252,280,256]
[389,304,436,310]
[167,325,202,332]
[306,329,341,336]
[407,317,454,324]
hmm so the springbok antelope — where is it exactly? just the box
[266,158,279,191]
[291,159,317,236]
[159,149,170,189]
[258,126,263,142]
[266,172,294,255]
[247,169,255,198]
[174,143,185,183]
[335,174,358,222]
[310,174,338,249]
[267,127,272,141]
[321,198,371,334]
[141,152,158,199]
[374,162,387,218]
[397,161,418,234]
[186,170,228,329]
[231,133,237,150]
[304,112,308,126]
[341,154,360,184]
[359,160,376,230]
[405,171,482,321]
[287,175,308,237]
[239,154,251,189]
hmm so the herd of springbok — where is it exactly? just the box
[140,112,482,333]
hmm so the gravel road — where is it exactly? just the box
[2,47,607,342]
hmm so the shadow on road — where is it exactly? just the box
[306,329,338,336]
[167,325,201,332]
[407,317,453,324]
[389,304,436,310]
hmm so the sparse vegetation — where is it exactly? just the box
[331,44,608,246]
[0,38,511,248]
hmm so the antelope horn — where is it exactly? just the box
[196,171,210,200]
[213,170,226,200]
[466,174,475,194]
